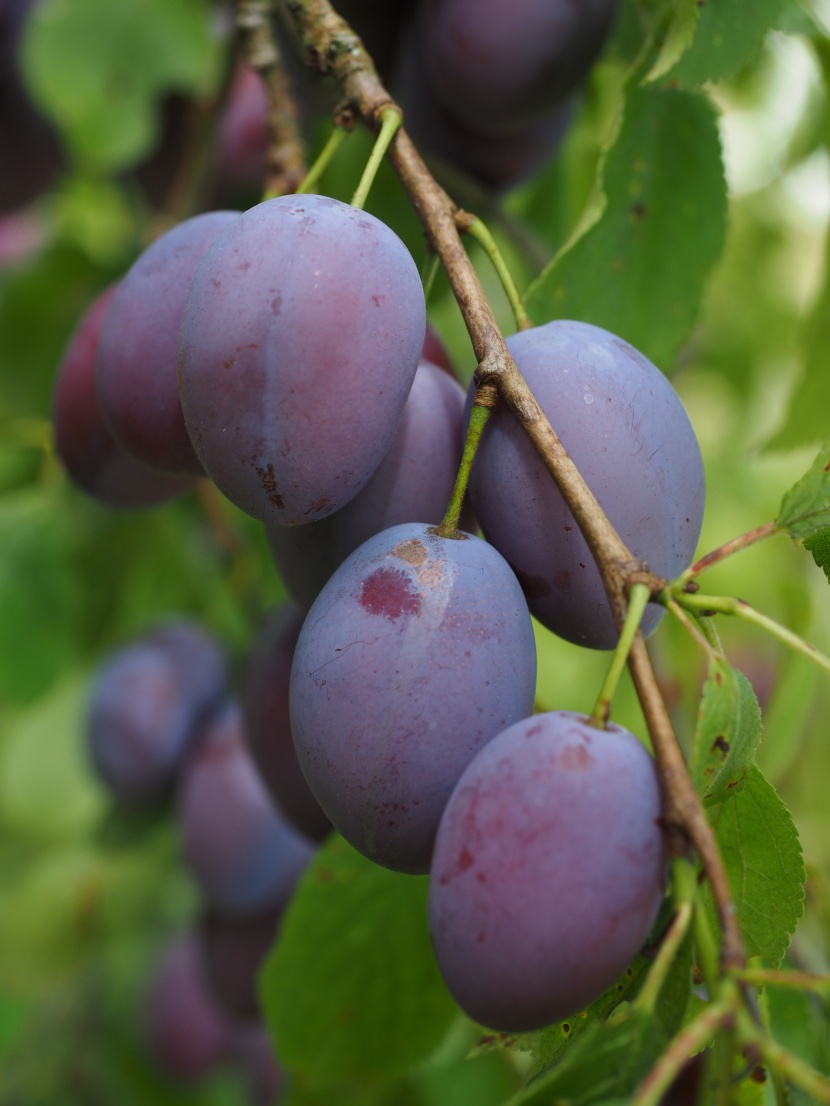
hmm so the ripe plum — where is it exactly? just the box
[468,320,705,648]
[429,710,666,1031]
[52,285,196,508]
[178,194,425,524]
[242,605,331,843]
[266,359,469,608]
[289,522,537,873]
[88,621,227,804]
[418,0,619,136]
[96,210,240,476]
[180,699,315,915]
[146,933,232,1083]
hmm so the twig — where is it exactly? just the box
[282,0,746,973]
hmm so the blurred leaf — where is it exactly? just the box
[666,0,790,86]
[655,930,693,1039]
[260,835,457,1087]
[644,0,702,83]
[768,250,830,452]
[0,244,107,418]
[525,84,726,369]
[777,444,830,543]
[506,1007,662,1106]
[21,0,220,171]
[0,492,80,705]
[0,676,104,844]
[691,656,763,807]
[704,765,805,967]
[804,529,830,582]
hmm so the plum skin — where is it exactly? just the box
[429,710,667,1032]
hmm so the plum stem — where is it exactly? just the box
[437,384,496,538]
[458,214,533,332]
[632,996,735,1106]
[634,859,695,1016]
[669,590,830,676]
[589,582,651,728]
[351,107,402,209]
[296,124,349,195]
[284,0,747,979]
[675,521,780,586]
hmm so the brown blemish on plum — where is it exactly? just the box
[360,567,421,621]
[256,463,284,509]
[392,538,427,566]
[271,295,282,316]
[305,496,330,516]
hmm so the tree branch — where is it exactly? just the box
[281,0,746,972]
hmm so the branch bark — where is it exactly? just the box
[282,0,745,971]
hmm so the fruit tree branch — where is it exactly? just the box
[282,0,746,971]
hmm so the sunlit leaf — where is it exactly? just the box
[525,84,726,369]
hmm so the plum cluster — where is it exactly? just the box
[86,617,316,1101]
[55,172,706,1033]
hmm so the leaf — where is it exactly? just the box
[703,765,805,967]
[690,656,763,807]
[506,1007,663,1106]
[643,0,703,83]
[0,492,80,705]
[21,0,220,171]
[525,84,726,370]
[0,677,105,845]
[804,529,830,583]
[666,0,790,87]
[259,836,457,1088]
[777,444,830,542]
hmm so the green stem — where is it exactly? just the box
[663,596,721,660]
[675,521,780,587]
[737,1009,830,1103]
[734,967,830,994]
[692,886,722,1000]
[296,125,349,195]
[633,998,734,1106]
[421,250,440,305]
[589,582,651,727]
[669,591,830,676]
[437,387,494,538]
[463,216,532,332]
[350,107,402,210]
[635,861,696,1015]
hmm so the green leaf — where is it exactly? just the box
[666,0,790,87]
[644,0,703,83]
[260,836,457,1087]
[703,765,805,967]
[690,656,763,807]
[506,1007,663,1106]
[0,492,80,705]
[0,677,105,845]
[525,84,726,370]
[21,0,220,171]
[777,445,830,544]
[804,529,830,583]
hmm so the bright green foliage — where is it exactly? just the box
[525,84,726,369]
[704,765,805,967]
[21,0,220,170]
[644,0,702,83]
[665,0,792,86]
[260,836,457,1088]
[691,656,763,807]
[778,443,830,544]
